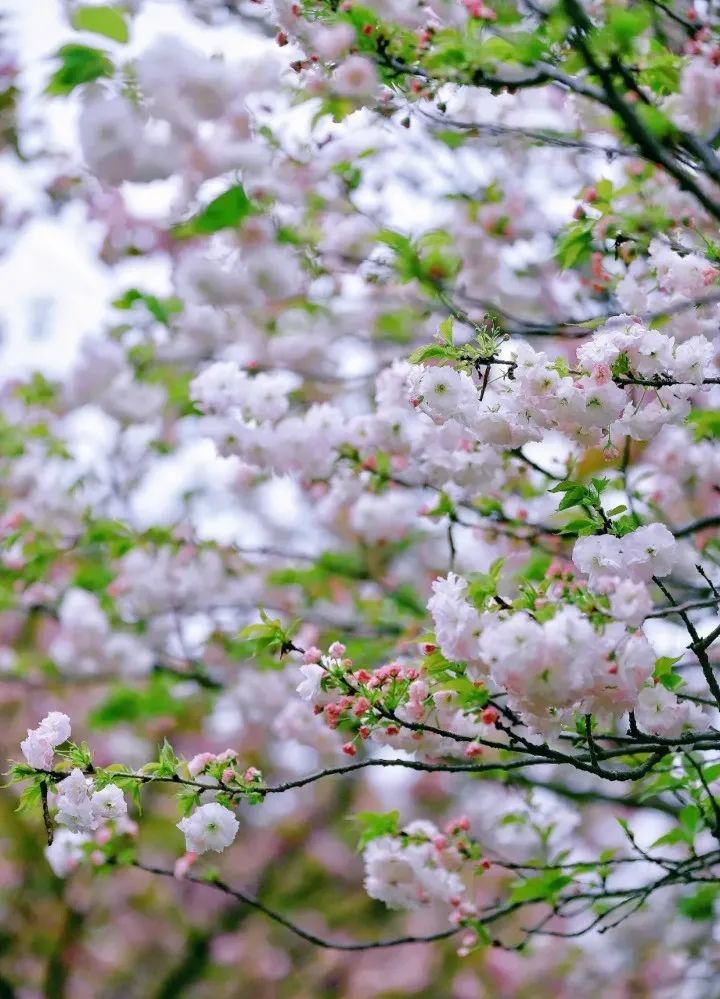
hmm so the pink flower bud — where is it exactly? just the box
[187,752,214,777]
[446,815,471,834]
[353,697,370,717]
[408,679,429,702]
[174,852,198,880]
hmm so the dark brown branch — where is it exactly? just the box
[133,860,462,951]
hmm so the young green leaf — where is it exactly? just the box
[46,44,114,95]
[172,185,255,239]
[71,6,129,44]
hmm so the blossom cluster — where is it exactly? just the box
[19,714,243,869]
[53,768,128,834]
[20,712,72,770]
[363,818,474,915]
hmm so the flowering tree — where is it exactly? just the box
[4,0,720,992]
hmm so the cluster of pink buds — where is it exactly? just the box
[82,817,141,872]
[323,698,354,729]
[305,645,435,755]
[436,818,491,932]
[365,662,421,689]
[186,748,238,778]
[456,929,481,958]
[449,900,480,927]
[545,559,578,590]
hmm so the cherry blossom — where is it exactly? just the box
[177,803,240,855]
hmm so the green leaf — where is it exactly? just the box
[613,513,641,537]
[509,872,573,904]
[651,827,687,848]
[550,356,570,378]
[388,583,426,618]
[331,161,362,190]
[611,353,630,377]
[71,6,129,43]
[639,43,682,95]
[438,316,454,345]
[634,104,677,141]
[408,344,455,364]
[172,185,255,239]
[653,655,683,691]
[515,550,551,583]
[557,486,589,511]
[113,288,182,326]
[595,178,613,202]
[555,220,594,270]
[473,496,503,516]
[377,229,414,255]
[59,741,94,769]
[15,372,58,408]
[73,563,114,592]
[236,611,296,658]
[375,308,422,344]
[15,781,43,815]
[606,7,650,52]
[424,491,456,520]
[145,739,180,779]
[687,409,720,441]
[679,804,701,836]
[316,550,369,579]
[606,505,627,517]
[177,787,201,818]
[655,655,682,672]
[88,676,182,729]
[703,763,720,784]
[7,762,38,784]
[653,804,702,848]
[46,44,114,95]
[353,810,400,850]
[678,885,720,921]
[434,129,468,149]
[659,672,684,691]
